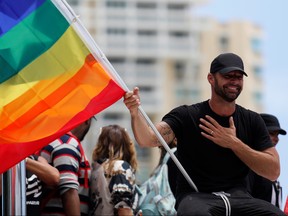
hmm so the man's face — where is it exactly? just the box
[75,118,92,141]
[213,71,243,102]
[269,130,280,146]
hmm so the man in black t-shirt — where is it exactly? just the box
[124,53,286,215]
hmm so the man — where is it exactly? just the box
[40,118,92,216]
[124,53,285,215]
[247,113,286,208]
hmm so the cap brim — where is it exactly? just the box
[218,67,248,77]
[267,126,287,135]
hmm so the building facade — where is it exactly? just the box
[67,0,265,182]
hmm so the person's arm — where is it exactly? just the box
[110,161,135,216]
[199,115,280,181]
[232,143,279,181]
[51,139,83,216]
[26,156,60,186]
[124,87,175,147]
[61,188,81,216]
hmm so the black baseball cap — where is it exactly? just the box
[260,113,286,135]
[210,53,248,76]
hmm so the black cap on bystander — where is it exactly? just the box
[260,113,286,135]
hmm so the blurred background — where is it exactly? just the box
[66,0,288,210]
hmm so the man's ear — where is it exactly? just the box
[207,73,214,84]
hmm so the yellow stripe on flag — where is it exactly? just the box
[0,26,90,107]
[1,54,113,142]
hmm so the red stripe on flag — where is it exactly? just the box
[0,80,124,174]
[284,196,288,215]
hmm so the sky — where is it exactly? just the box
[194,0,288,210]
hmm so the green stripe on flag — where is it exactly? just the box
[0,0,70,83]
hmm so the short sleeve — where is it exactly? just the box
[108,160,136,208]
[52,142,81,195]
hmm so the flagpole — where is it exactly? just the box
[2,161,26,216]
[17,161,26,216]
[54,0,198,192]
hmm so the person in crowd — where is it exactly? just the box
[40,118,92,216]
[26,155,60,215]
[123,53,286,215]
[158,137,178,196]
[247,113,286,208]
[0,155,59,216]
[89,125,138,216]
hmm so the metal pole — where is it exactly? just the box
[15,161,26,215]
[2,161,26,216]
[2,168,14,215]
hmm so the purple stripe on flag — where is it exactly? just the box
[0,0,46,36]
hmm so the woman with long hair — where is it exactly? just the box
[89,125,138,216]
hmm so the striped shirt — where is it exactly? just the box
[40,132,91,216]
[26,155,42,215]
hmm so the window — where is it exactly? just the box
[169,31,189,38]
[167,3,187,10]
[68,0,79,5]
[176,89,200,99]
[251,37,262,54]
[253,65,262,77]
[136,2,156,9]
[106,1,126,8]
[136,58,155,65]
[253,91,262,103]
[219,36,229,51]
[103,113,123,120]
[106,28,127,35]
[174,62,185,80]
[138,85,153,92]
[108,57,125,64]
[137,30,157,36]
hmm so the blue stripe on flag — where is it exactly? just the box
[0,0,46,36]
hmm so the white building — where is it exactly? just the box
[68,0,265,182]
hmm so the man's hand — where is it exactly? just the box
[199,115,239,149]
[123,87,141,116]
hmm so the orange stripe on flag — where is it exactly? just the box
[1,54,104,129]
[1,54,123,143]
[0,80,124,174]
[0,76,124,174]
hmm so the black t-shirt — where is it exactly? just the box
[247,170,282,208]
[162,100,272,200]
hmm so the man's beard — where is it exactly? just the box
[214,79,242,102]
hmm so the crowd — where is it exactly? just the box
[1,53,287,216]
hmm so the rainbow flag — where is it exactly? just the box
[0,0,125,173]
[284,196,288,214]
